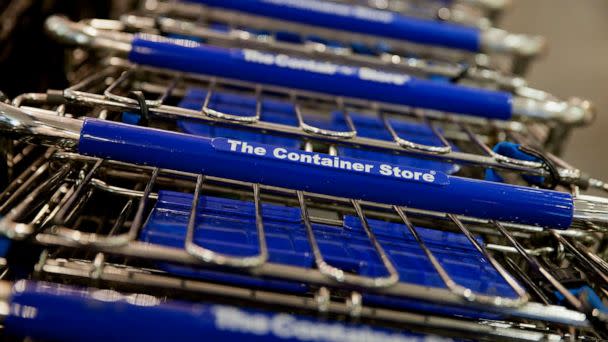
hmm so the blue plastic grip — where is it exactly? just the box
[128,36,513,120]
[181,0,481,51]
[4,280,436,342]
[78,119,573,228]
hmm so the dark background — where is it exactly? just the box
[501,1,608,182]
[0,1,113,97]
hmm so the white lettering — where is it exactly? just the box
[287,152,301,161]
[423,173,436,182]
[213,307,268,335]
[242,49,274,65]
[241,142,254,154]
[221,140,439,185]
[359,67,409,85]
[227,139,242,152]
[379,164,393,176]
[242,49,409,86]
[274,147,288,159]
[212,305,453,342]
[401,169,413,179]
[272,314,294,338]
[275,54,338,75]
[379,164,437,183]
[254,146,267,156]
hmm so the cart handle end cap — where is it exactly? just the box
[512,96,595,125]
[45,15,93,46]
[567,97,596,126]
[45,15,132,53]
[481,28,547,57]
[0,102,82,147]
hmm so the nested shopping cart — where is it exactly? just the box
[115,0,546,117]
[138,0,543,76]
[0,94,606,340]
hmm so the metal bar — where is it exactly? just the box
[184,175,269,267]
[297,191,399,288]
[493,221,585,312]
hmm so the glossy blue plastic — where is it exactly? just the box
[555,286,608,314]
[128,36,513,120]
[181,0,481,52]
[78,118,573,228]
[485,142,544,186]
[5,281,443,342]
[137,191,513,318]
[0,237,10,257]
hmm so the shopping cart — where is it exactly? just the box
[0,95,606,340]
[138,0,543,75]
[45,15,594,160]
[111,12,547,96]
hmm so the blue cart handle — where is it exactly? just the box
[2,280,445,342]
[128,35,512,120]
[179,0,544,58]
[44,16,594,125]
[75,118,573,229]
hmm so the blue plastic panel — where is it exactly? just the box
[135,191,521,318]
[332,112,460,174]
[178,89,458,173]
[139,191,519,301]
[176,89,300,147]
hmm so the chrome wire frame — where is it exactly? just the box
[59,14,567,114]
[3,140,608,340]
[34,257,573,341]
[113,14,499,88]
